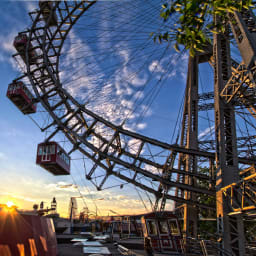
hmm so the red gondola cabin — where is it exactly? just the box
[36,142,70,175]
[13,33,37,64]
[39,1,58,26]
[141,211,183,253]
[7,81,37,114]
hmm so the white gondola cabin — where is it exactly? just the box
[36,142,70,175]
[39,1,58,26]
[7,81,37,114]
[13,33,37,64]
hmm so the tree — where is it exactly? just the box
[154,0,254,56]
[197,167,217,239]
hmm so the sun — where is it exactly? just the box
[6,201,14,208]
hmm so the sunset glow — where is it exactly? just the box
[6,201,14,208]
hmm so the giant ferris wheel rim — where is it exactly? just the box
[19,0,252,209]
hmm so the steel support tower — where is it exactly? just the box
[182,56,199,238]
[214,21,245,255]
[175,48,214,239]
[178,9,256,255]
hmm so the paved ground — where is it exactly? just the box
[58,244,84,256]
[57,243,122,256]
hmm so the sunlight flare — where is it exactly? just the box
[6,201,14,208]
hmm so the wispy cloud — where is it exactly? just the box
[0,191,36,203]
[0,152,7,160]
[0,31,18,66]
[149,60,165,73]
[0,2,29,68]
[199,125,215,139]
[23,1,37,13]
[144,163,161,175]
[60,31,149,132]
[149,52,189,82]
[46,182,79,193]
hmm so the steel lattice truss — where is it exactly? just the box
[222,166,256,213]
[12,1,256,218]
[11,0,216,209]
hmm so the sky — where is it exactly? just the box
[0,0,186,217]
[1,0,249,218]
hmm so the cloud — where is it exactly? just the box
[144,164,161,175]
[0,28,34,75]
[148,52,189,82]
[136,123,147,130]
[0,191,36,203]
[23,1,37,13]
[0,31,17,66]
[199,125,215,139]
[127,138,144,154]
[149,60,165,73]
[46,182,79,193]
[60,31,150,132]
[0,125,26,138]
[0,3,29,66]
[0,152,6,160]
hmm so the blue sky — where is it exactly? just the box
[1,0,251,218]
[0,0,213,217]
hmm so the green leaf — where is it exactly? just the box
[190,48,195,56]
[174,43,180,52]
[155,0,251,54]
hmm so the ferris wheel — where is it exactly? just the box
[9,0,213,209]
[7,1,256,254]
